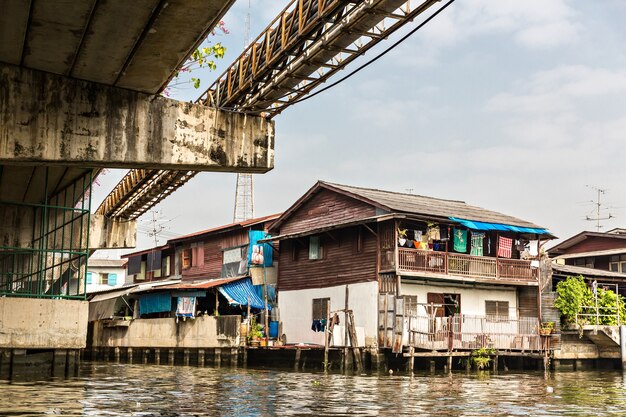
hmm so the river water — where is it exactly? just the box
[1,363,626,416]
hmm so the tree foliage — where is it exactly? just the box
[554,275,626,325]
[165,21,228,95]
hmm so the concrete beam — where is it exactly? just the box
[89,215,136,250]
[0,63,274,172]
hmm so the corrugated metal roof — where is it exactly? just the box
[553,248,626,260]
[88,258,128,268]
[322,182,549,231]
[168,213,282,243]
[551,262,626,279]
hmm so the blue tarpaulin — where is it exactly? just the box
[448,217,551,235]
[219,278,269,310]
[139,293,172,315]
[248,230,273,267]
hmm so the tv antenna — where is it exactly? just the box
[233,0,255,223]
[585,186,614,231]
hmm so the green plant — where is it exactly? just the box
[554,275,593,324]
[471,347,495,370]
[554,276,626,325]
[248,316,264,341]
[540,321,554,334]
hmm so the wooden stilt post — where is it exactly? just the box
[347,310,362,372]
[447,355,453,373]
[408,347,415,374]
[324,303,331,371]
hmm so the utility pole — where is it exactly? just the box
[585,186,614,232]
[148,210,166,246]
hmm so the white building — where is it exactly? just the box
[86,258,127,294]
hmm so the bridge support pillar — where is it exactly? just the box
[620,325,626,371]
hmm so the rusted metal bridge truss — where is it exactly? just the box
[98,0,447,219]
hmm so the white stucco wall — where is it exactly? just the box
[86,266,127,293]
[401,281,519,319]
[278,281,379,347]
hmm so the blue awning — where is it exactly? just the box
[448,217,551,235]
[218,277,269,310]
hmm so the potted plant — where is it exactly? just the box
[248,317,264,347]
[398,228,408,247]
[539,321,554,336]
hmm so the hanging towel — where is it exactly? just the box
[176,296,196,318]
[498,236,513,258]
[487,237,492,254]
[470,232,485,256]
[453,229,467,253]
[440,227,449,241]
[414,230,422,241]
[428,225,441,241]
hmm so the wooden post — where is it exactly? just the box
[263,266,269,347]
[184,349,190,366]
[429,359,436,373]
[127,348,133,364]
[155,348,160,365]
[168,349,174,366]
[347,310,363,372]
[447,355,453,373]
[492,354,498,373]
[344,285,350,371]
[114,347,120,363]
[143,348,149,364]
[408,346,415,374]
[324,303,331,371]
[294,348,301,371]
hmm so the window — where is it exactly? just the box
[609,255,626,273]
[98,273,108,285]
[182,248,192,269]
[312,298,330,320]
[309,236,321,260]
[404,295,418,317]
[161,256,171,277]
[355,229,363,253]
[86,271,93,285]
[107,273,117,286]
[573,257,594,268]
[485,300,509,321]
[136,261,146,281]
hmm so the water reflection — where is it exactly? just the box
[1,363,626,416]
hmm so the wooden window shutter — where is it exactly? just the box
[197,245,205,266]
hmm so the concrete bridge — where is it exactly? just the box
[0,0,273,377]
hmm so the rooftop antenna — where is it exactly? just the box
[233,0,254,223]
[585,185,614,232]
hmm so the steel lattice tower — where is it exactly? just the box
[234,173,254,222]
[233,0,255,223]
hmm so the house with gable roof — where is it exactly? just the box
[267,181,555,352]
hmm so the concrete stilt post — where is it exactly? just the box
[619,325,626,370]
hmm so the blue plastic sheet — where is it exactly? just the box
[448,217,551,236]
[248,230,273,267]
[219,278,269,310]
[139,293,172,315]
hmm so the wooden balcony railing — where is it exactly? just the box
[397,248,537,282]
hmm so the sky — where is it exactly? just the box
[91,0,626,256]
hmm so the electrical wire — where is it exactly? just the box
[213,0,457,116]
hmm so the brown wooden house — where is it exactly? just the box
[548,229,626,273]
[268,181,555,351]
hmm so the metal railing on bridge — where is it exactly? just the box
[100,0,452,220]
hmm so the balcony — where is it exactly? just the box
[396,248,537,283]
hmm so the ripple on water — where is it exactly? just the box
[1,364,626,416]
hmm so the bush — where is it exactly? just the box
[554,275,626,325]
[554,275,591,324]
